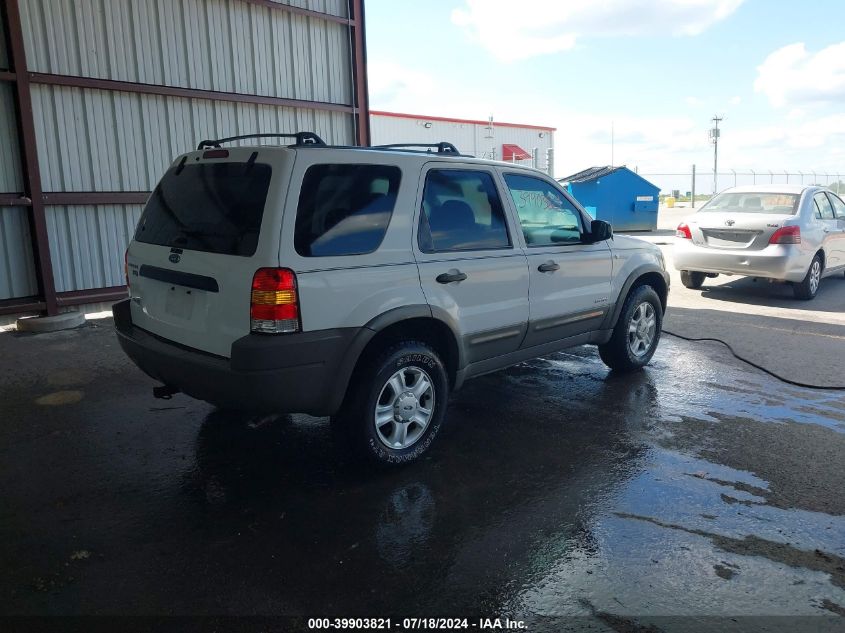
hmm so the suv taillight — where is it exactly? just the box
[124,248,129,287]
[250,268,300,334]
[769,225,801,244]
[676,223,692,239]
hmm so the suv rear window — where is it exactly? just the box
[135,161,272,256]
[295,164,401,257]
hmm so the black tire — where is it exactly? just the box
[598,285,663,372]
[793,254,823,300]
[333,340,449,466]
[680,270,706,289]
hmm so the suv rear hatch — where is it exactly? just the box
[127,148,291,357]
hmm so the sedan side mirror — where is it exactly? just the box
[588,219,613,243]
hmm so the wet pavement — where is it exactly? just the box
[1,320,844,630]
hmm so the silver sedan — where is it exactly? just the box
[674,184,845,300]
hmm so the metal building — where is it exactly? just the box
[370,111,555,174]
[560,166,660,232]
[0,0,369,319]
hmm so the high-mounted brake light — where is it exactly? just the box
[250,268,300,334]
[769,225,801,244]
[676,223,692,239]
[202,149,229,159]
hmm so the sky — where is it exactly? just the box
[364,0,845,191]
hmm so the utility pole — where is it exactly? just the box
[691,164,696,209]
[709,115,722,194]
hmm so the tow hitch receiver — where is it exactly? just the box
[153,384,179,400]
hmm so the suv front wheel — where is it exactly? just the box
[598,285,662,372]
[335,341,449,465]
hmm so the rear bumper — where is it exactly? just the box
[672,241,810,282]
[113,299,370,415]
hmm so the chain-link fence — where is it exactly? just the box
[637,168,843,206]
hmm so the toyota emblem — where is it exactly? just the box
[169,253,181,264]
[725,219,735,226]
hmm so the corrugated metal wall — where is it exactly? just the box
[32,85,353,192]
[0,83,23,193]
[46,204,144,292]
[0,14,8,70]
[0,16,35,300]
[20,0,351,105]
[0,207,38,300]
[1,0,359,307]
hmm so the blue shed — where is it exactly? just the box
[560,166,659,231]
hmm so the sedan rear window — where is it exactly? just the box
[700,192,800,215]
[135,161,272,256]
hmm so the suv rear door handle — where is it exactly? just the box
[436,270,468,284]
[537,261,560,273]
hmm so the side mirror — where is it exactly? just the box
[588,219,613,243]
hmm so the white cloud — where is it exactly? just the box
[367,61,437,106]
[367,61,500,120]
[754,41,845,107]
[450,0,745,61]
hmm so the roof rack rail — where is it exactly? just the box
[196,132,326,150]
[372,142,462,155]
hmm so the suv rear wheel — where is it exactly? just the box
[334,341,448,465]
[599,285,662,372]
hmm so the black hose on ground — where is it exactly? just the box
[662,329,845,391]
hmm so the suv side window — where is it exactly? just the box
[418,169,511,253]
[814,193,835,220]
[827,192,845,218]
[294,164,401,257]
[503,173,584,246]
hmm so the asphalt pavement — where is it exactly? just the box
[1,307,844,630]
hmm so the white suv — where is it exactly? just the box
[114,133,669,465]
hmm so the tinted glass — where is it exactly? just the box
[828,193,845,218]
[504,173,584,246]
[700,191,800,215]
[295,164,400,257]
[135,162,271,256]
[815,193,835,220]
[418,170,511,252]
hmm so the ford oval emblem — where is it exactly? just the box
[169,253,181,264]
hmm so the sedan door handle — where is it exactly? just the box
[436,270,468,284]
[537,261,560,273]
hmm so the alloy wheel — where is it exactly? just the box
[374,367,435,450]
[627,301,657,358]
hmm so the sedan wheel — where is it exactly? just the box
[793,255,823,300]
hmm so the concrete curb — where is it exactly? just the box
[16,311,85,333]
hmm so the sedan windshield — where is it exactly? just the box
[699,192,800,214]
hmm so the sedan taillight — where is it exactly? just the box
[676,223,692,239]
[769,225,801,244]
